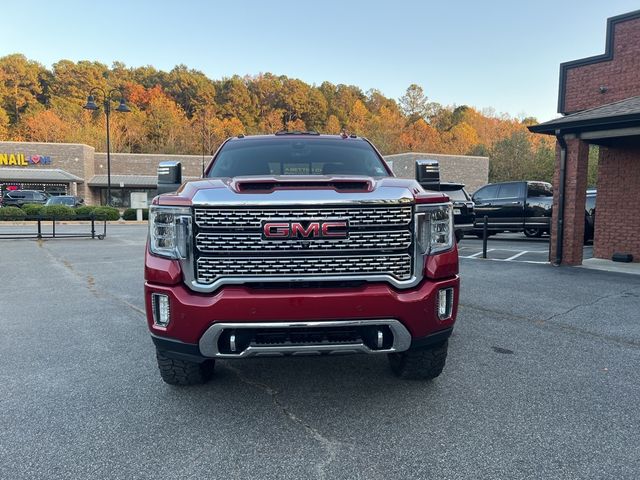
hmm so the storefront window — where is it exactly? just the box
[99,188,158,207]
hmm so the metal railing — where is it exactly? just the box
[0,215,107,240]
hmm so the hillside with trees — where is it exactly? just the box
[0,53,562,183]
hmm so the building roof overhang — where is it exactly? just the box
[528,96,640,143]
[0,168,83,183]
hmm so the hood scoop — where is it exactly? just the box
[233,177,373,193]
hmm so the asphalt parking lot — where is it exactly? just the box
[459,232,592,264]
[1,225,639,479]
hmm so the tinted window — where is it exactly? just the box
[48,197,75,205]
[527,182,553,197]
[9,192,25,199]
[209,138,389,178]
[473,185,498,200]
[497,183,522,199]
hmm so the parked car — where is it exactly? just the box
[45,195,85,207]
[585,189,596,242]
[1,190,49,207]
[471,181,553,238]
[439,182,474,242]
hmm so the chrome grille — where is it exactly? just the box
[196,255,412,283]
[196,230,412,252]
[192,204,415,288]
[194,206,412,228]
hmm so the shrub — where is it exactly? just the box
[0,206,26,220]
[91,206,120,221]
[21,203,43,216]
[75,206,96,219]
[40,205,76,220]
[122,208,149,221]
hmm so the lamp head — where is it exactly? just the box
[83,95,99,111]
[115,98,131,113]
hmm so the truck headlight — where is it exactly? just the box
[415,204,454,255]
[149,206,192,259]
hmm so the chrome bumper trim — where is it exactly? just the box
[198,319,412,358]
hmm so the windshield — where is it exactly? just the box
[208,137,389,178]
[444,189,468,201]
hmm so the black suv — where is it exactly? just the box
[1,190,49,207]
[439,182,474,242]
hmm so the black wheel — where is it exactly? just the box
[524,228,542,238]
[156,349,215,386]
[388,340,449,380]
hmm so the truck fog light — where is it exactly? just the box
[437,288,454,320]
[152,293,171,327]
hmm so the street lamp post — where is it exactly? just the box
[83,88,130,205]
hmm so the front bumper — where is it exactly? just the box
[146,275,459,361]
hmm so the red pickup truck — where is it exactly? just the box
[145,133,459,385]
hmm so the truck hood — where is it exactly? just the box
[155,175,449,206]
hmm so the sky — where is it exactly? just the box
[2,0,639,122]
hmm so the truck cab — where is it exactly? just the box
[472,180,553,237]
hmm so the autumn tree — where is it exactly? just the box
[23,110,70,142]
[0,53,557,184]
[366,106,404,154]
[216,76,257,130]
[346,99,368,134]
[399,119,442,153]
[324,115,341,134]
[0,108,9,139]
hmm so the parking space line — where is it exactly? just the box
[467,249,493,258]
[503,251,529,261]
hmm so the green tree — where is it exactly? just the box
[399,84,429,122]
[165,64,216,118]
[0,54,46,124]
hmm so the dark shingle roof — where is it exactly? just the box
[529,96,640,134]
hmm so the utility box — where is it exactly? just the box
[130,192,148,210]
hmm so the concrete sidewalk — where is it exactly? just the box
[581,257,640,276]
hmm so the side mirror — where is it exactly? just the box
[157,161,182,195]
[415,159,440,191]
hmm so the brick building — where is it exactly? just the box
[0,140,488,207]
[529,9,640,264]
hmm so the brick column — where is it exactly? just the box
[549,138,589,265]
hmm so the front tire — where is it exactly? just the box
[524,228,543,238]
[388,340,449,380]
[156,349,215,386]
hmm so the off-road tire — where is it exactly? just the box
[524,228,543,238]
[156,349,215,386]
[388,340,448,380]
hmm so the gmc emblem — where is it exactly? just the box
[262,220,348,239]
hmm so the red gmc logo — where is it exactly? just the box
[262,220,348,239]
